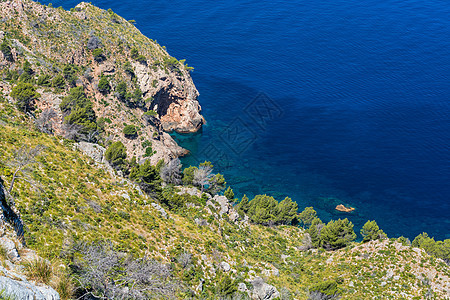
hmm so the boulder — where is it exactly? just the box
[87,35,102,50]
[220,261,231,272]
[251,277,280,300]
[0,237,20,262]
[0,276,60,300]
[213,195,229,215]
[335,204,355,212]
[76,142,105,163]
[238,282,248,292]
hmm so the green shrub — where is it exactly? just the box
[92,48,106,62]
[63,64,77,87]
[115,81,127,100]
[11,82,40,112]
[97,76,110,94]
[0,40,14,62]
[130,48,139,60]
[123,125,137,138]
[60,87,97,136]
[37,74,52,87]
[105,141,127,169]
[309,280,340,299]
[52,74,65,89]
[143,110,157,116]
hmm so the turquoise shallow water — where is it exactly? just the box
[49,0,450,240]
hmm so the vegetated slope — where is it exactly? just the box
[0,0,203,164]
[0,95,449,299]
[0,1,449,299]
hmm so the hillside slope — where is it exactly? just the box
[0,1,449,299]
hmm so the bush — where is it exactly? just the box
[92,48,106,62]
[63,64,77,87]
[123,125,137,138]
[0,40,14,62]
[97,76,110,94]
[24,259,52,284]
[105,141,127,169]
[308,280,340,300]
[130,48,139,60]
[52,74,65,89]
[115,81,127,100]
[11,82,40,112]
[37,74,52,87]
[60,87,97,138]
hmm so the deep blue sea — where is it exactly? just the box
[47,0,450,240]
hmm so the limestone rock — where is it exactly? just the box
[213,195,229,215]
[221,261,231,272]
[151,202,168,219]
[0,237,20,262]
[76,142,105,163]
[251,277,280,300]
[238,282,248,292]
[0,276,60,300]
[335,204,355,212]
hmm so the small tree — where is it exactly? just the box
[11,82,40,112]
[123,125,138,139]
[193,165,213,192]
[308,217,325,248]
[115,81,127,100]
[361,220,387,242]
[298,207,318,228]
[37,74,52,87]
[160,158,182,185]
[320,218,356,250]
[52,74,65,89]
[247,195,278,225]
[182,166,197,185]
[97,76,111,94]
[236,194,250,217]
[0,40,14,62]
[6,145,45,196]
[224,186,234,201]
[105,141,127,170]
[276,197,298,225]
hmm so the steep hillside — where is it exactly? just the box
[0,1,449,299]
[0,0,204,164]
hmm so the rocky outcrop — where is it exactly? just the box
[133,62,204,133]
[0,275,59,300]
[250,277,280,300]
[335,204,355,212]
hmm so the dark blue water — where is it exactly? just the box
[48,0,450,240]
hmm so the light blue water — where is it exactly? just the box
[47,0,450,240]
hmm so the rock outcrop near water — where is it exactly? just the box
[0,0,203,163]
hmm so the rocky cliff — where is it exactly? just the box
[0,0,203,163]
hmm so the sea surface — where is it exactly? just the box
[47,0,450,240]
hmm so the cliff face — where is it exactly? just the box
[0,0,203,162]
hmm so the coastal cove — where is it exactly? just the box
[48,0,450,240]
